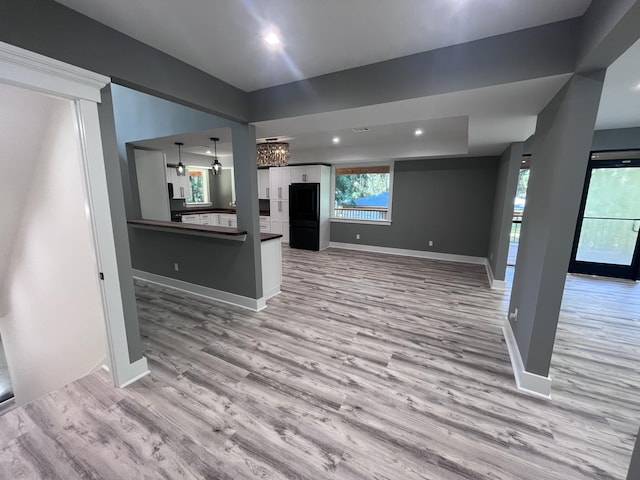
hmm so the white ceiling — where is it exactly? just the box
[63,0,640,162]
[54,0,591,92]
[596,38,640,130]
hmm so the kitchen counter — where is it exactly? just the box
[260,233,282,242]
[128,219,247,241]
[171,208,271,216]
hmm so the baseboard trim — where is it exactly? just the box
[132,269,266,312]
[263,285,281,301]
[502,316,552,399]
[117,357,150,388]
[329,242,486,265]
[485,261,506,290]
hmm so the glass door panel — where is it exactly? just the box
[570,155,640,279]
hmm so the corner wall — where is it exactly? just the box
[487,143,524,283]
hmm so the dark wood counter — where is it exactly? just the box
[128,219,247,241]
[260,233,282,242]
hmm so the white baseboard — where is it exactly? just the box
[133,269,267,312]
[263,285,281,301]
[117,357,150,388]
[329,242,486,265]
[502,316,552,399]
[485,260,506,290]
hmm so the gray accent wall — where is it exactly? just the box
[249,20,580,121]
[0,0,248,122]
[508,71,606,377]
[330,157,498,258]
[627,425,640,480]
[487,143,524,281]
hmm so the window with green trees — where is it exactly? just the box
[187,168,210,204]
[333,165,392,221]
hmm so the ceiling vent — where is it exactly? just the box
[351,127,370,133]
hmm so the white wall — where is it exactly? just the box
[0,88,107,406]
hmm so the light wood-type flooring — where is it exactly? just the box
[1,246,639,479]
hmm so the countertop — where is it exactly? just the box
[128,220,281,242]
[172,208,271,216]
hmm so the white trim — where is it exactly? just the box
[263,286,281,301]
[329,242,487,265]
[117,358,150,388]
[0,42,147,390]
[502,316,552,399]
[0,42,109,102]
[485,260,506,290]
[133,270,267,311]
[330,218,392,226]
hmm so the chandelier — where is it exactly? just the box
[257,139,289,167]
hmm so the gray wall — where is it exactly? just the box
[0,0,248,122]
[112,84,262,300]
[487,143,524,281]
[249,20,579,121]
[592,127,640,151]
[330,157,498,258]
[509,71,605,377]
[98,86,144,362]
[627,425,640,480]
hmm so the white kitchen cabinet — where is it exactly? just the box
[290,165,321,184]
[216,213,237,228]
[181,214,200,224]
[269,200,289,243]
[198,213,212,225]
[259,216,271,232]
[269,167,290,200]
[257,169,271,199]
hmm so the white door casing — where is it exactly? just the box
[0,41,149,388]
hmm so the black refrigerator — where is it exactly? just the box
[289,183,320,250]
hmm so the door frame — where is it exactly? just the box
[569,150,640,280]
[0,41,149,387]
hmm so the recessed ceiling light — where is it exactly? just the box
[415,128,423,136]
[635,82,640,90]
[264,32,281,46]
[206,150,211,154]
[332,136,340,144]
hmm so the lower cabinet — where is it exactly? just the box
[182,214,200,224]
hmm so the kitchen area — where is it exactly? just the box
[127,128,330,310]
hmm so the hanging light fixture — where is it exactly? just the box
[210,137,222,175]
[174,142,186,176]
[257,138,289,167]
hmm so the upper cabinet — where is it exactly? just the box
[257,168,270,199]
[269,167,291,200]
[290,165,322,183]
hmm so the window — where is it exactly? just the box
[187,167,210,205]
[332,164,393,223]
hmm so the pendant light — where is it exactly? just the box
[210,137,222,175]
[175,142,186,176]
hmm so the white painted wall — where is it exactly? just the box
[0,86,107,406]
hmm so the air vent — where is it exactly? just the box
[351,127,370,133]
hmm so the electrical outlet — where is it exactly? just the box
[174,262,179,272]
[490,252,493,260]
[509,307,518,322]
[428,240,433,247]
[356,234,360,240]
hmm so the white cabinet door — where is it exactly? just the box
[290,165,320,183]
[270,219,282,235]
[259,216,271,232]
[217,214,237,228]
[269,200,289,222]
[257,169,270,199]
[199,214,212,225]
[269,167,291,200]
[182,214,200,224]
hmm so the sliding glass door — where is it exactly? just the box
[570,152,640,280]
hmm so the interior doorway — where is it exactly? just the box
[569,151,640,280]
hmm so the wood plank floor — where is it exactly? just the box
[1,246,639,479]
